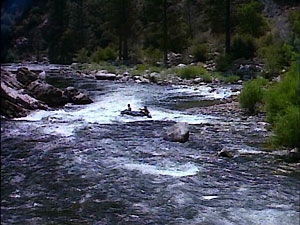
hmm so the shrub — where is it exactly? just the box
[231,35,256,59]
[138,48,163,65]
[236,1,268,37]
[259,42,297,73]
[264,62,299,124]
[175,65,210,80]
[272,105,300,148]
[75,48,89,63]
[216,54,234,72]
[224,75,240,83]
[239,77,269,113]
[91,47,117,63]
[191,44,209,62]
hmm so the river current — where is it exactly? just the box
[1,68,299,224]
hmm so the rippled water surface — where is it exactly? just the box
[1,69,299,225]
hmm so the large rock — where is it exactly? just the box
[16,67,38,86]
[284,148,300,163]
[27,80,67,107]
[95,71,117,80]
[63,87,93,105]
[163,122,189,143]
[1,68,93,118]
[1,69,48,118]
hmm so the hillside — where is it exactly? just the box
[1,0,299,70]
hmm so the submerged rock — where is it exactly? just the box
[163,122,189,143]
[217,148,234,158]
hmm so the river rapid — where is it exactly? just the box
[1,66,299,225]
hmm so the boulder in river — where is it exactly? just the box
[284,148,300,163]
[217,147,234,158]
[63,87,93,105]
[95,71,117,80]
[27,80,67,107]
[163,122,189,143]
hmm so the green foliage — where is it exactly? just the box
[191,44,209,62]
[288,9,300,47]
[272,105,300,148]
[138,48,163,65]
[239,77,269,113]
[259,42,297,73]
[175,65,210,80]
[236,1,268,37]
[213,72,240,83]
[204,0,226,33]
[231,35,256,59]
[216,54,234,72]
[91,47,117,63]
[4,49,20,62]
[132,64,163,75]
[264,62,299,123]
[75,48,89,63]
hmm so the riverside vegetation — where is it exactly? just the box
[2,1,300,148]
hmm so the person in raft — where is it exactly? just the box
[140,106,150,116]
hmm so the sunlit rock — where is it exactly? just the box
[163,122,189,143]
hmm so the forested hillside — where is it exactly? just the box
[2,0,299,68]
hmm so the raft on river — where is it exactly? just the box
[120,109,152,118]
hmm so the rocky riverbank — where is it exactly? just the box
[1,67,92,118]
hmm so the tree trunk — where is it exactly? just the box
[225,0,231,54]
[187,0,193,39]
[163,0,168,65]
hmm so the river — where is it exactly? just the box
[1,66,299,224]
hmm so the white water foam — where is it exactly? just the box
[15,84,232,136]
[123,162,199,177]
[169,85,240,99]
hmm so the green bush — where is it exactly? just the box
[216,54,234,72]
[272,105,300,148]
[224,75,240,83]
[264,62,299,124]
[231,35,256,59]
[259,42,297,73]
[91,47,117,63]
[132,64,163,75]
[191,44,209,62]
[175,65,210,80]
[239,77,269,113]
[236,1,268,37]
[288,9,300,42]
[138,48,163,65]
[75,48,89,63]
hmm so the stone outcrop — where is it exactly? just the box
[163,122,189,143]
[1,69,48,118]
[1,68,93,118]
